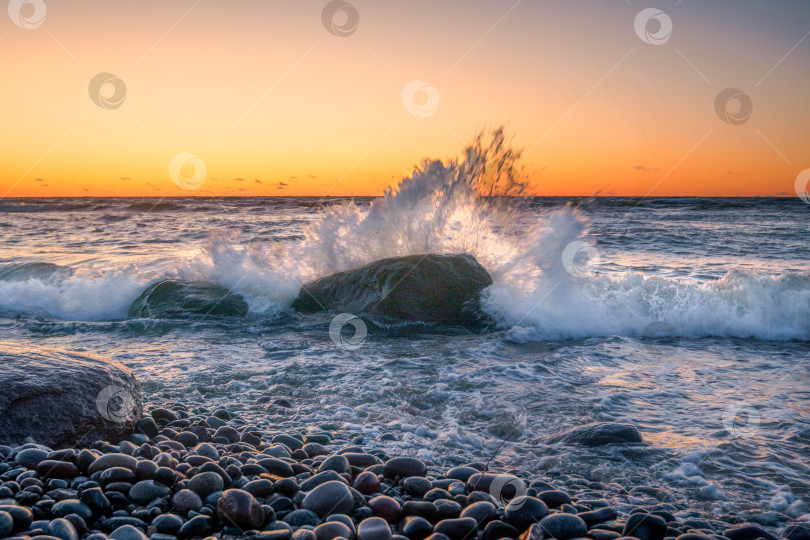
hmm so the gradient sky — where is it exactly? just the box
[1,0,809,197]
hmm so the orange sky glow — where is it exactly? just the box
[1,0,809,198]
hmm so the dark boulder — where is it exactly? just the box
[548,422,643,447]
[293,254,493,327]
[0,342,141,447]
[128,280,248,318]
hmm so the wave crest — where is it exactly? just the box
[485,268,810,341]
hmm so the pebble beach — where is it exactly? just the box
[1,402,808,540]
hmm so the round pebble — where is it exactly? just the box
[109,524,148,540]
[358,516,392,540]
[383,457,427,479]
[539,513,588,540]
[187,471,224,497]
[301,481,354,518]
[503,496,549,531]
[217,489,265,530]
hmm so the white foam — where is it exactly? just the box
[484,267,810,341]
[0,269,145,320]
[0,237,301,321]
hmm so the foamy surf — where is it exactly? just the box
[484,268,810,341]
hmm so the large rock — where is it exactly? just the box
[548,422,643,447]
[0,342,141,447]
[128,280,248,318]
[293,254,493,327]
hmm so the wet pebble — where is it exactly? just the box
[150,513,183,535]
[384,457,426,479]
[0,511,13,537]
[503,496,549,531]
[357,516,391,540]
[623,513,669,540]
[217,489,265,530]
[128,480,170,505]
[171,489,203,515]
[47,517,79,540]
[353,472,381,495]
[187,471,223,498]
[433,517,478,540]
[301,481,354,518]
[177,514,216,538]
[540,513,588,540]
[313,520,353,540]
[109,524,148,540]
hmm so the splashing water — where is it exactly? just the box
[290,127,533,279]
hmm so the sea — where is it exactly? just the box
[1,169,809,523]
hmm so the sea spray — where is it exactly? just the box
[290,127,532,279]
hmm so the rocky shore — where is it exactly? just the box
[1,403,808,540]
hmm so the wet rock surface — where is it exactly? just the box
[547,422,644,447]
[0,342,141,448]
[293,254,493,327]
[128,280,248,319]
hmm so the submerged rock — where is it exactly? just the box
[0,342,141,448]
[293,254,493,327]
[128,280,248,318]
[548,422,643,447]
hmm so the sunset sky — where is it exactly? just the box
[1,0,809,197]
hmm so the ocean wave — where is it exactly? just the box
[0,201,103,213]
[484,269,810,341]
[125,201,184,212]
[0,266,146,321]
[3,253,805,340]
[1,130,807,339]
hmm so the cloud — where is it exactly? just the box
[120,177,132,181]
[35,178,44,182]
[234,178,245,182]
